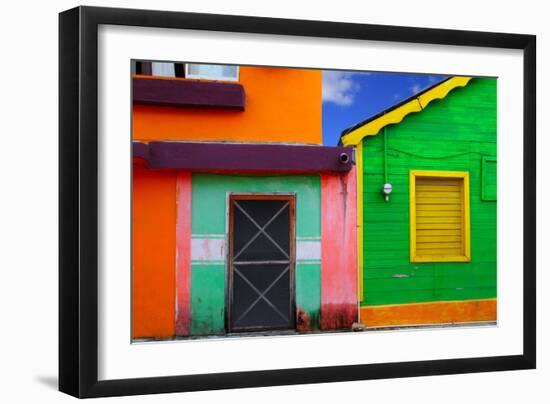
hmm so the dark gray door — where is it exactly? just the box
[228,195,295,332]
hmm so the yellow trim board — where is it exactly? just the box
[360,298,497,327]
[356,142,364,302]
[341,76,472,146]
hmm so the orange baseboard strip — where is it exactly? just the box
[360,299,497,327]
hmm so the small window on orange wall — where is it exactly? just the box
[185,64,239,81]
[409,170,471,263]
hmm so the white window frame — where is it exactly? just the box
[184,63,240,82]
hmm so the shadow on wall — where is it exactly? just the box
[35,375,58,390]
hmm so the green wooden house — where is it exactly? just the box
[340,76,497,327]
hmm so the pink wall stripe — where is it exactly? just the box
[175,172,192,336]
[320,167,358,330]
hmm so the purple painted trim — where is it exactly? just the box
[133,142,354,173]
[133,77,245,110]
[132,142,149,161]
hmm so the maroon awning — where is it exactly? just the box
[133,142,354,173]
[133,77,245,110]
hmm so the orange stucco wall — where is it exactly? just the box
[132,67,322,144]
[132,165,177,339]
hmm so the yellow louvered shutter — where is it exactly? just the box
[410,171,470,262]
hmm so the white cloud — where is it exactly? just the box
[322,71,361,106]
[410,83,422,94]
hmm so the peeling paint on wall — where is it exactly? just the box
[320,168,358,330]
[191,236,226,262]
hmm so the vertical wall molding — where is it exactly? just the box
[356,142,364,303]
[175,172,192,336]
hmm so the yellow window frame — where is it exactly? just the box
[409,170,471,263]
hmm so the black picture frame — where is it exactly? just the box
[59,5,536,398]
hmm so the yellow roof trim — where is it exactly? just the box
[340,76,472,146]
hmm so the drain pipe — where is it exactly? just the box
[384,126,388,184]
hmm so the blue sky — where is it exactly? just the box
[322,71,448,145]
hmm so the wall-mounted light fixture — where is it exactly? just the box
[382,183,393,202]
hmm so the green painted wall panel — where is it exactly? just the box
[190,174,322,334]
[295,264,321,330]
[190,264,225,335]
[191,174,321,237]
[361,77,497,306]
